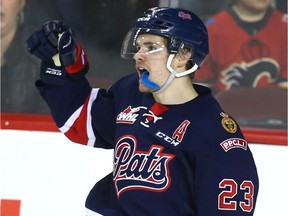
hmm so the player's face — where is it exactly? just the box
[133,34,170,92]
[1,0,25,37]
[237,0,273,12]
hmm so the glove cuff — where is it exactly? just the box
[65,43,89,74]
[40,61,66,86]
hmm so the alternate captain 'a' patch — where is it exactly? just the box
[220,112,237,133]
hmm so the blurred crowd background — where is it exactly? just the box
[1,0,287,130]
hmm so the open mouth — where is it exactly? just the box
[137,67,150,80]
[137,67,147,76]
[136,67,160,90]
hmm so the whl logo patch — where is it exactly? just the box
[113,135,175,197]
[116,104,167,128]
[116,106,146,124]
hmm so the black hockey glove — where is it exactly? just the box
[26,20,89,85]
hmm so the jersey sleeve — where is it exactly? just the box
[193,129,259,215]
[36,77,116,149]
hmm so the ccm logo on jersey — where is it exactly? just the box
[156,120,191,147]
[156,132,180,146]
[220,138,247,152]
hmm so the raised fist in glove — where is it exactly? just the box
[26,20,89,85]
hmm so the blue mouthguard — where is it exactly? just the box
[141,71,160,90]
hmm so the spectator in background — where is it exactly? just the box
[1,0,49,113]
[195,0,287,94]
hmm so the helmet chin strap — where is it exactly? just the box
[153,54,177,94]
[153,54,199,94]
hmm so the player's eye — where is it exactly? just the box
[147,45,157,52]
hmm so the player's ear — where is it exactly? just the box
[175,48,192,68]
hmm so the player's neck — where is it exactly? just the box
[232,4,268,22]
[153,77,198,105]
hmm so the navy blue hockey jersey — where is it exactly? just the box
[37,73,259,216]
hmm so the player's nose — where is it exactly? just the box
[133,49,146,61]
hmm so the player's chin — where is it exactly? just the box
[138,81,152,93]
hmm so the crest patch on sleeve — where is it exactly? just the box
[220,112,237,133]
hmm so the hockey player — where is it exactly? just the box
[26,7,259,216]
